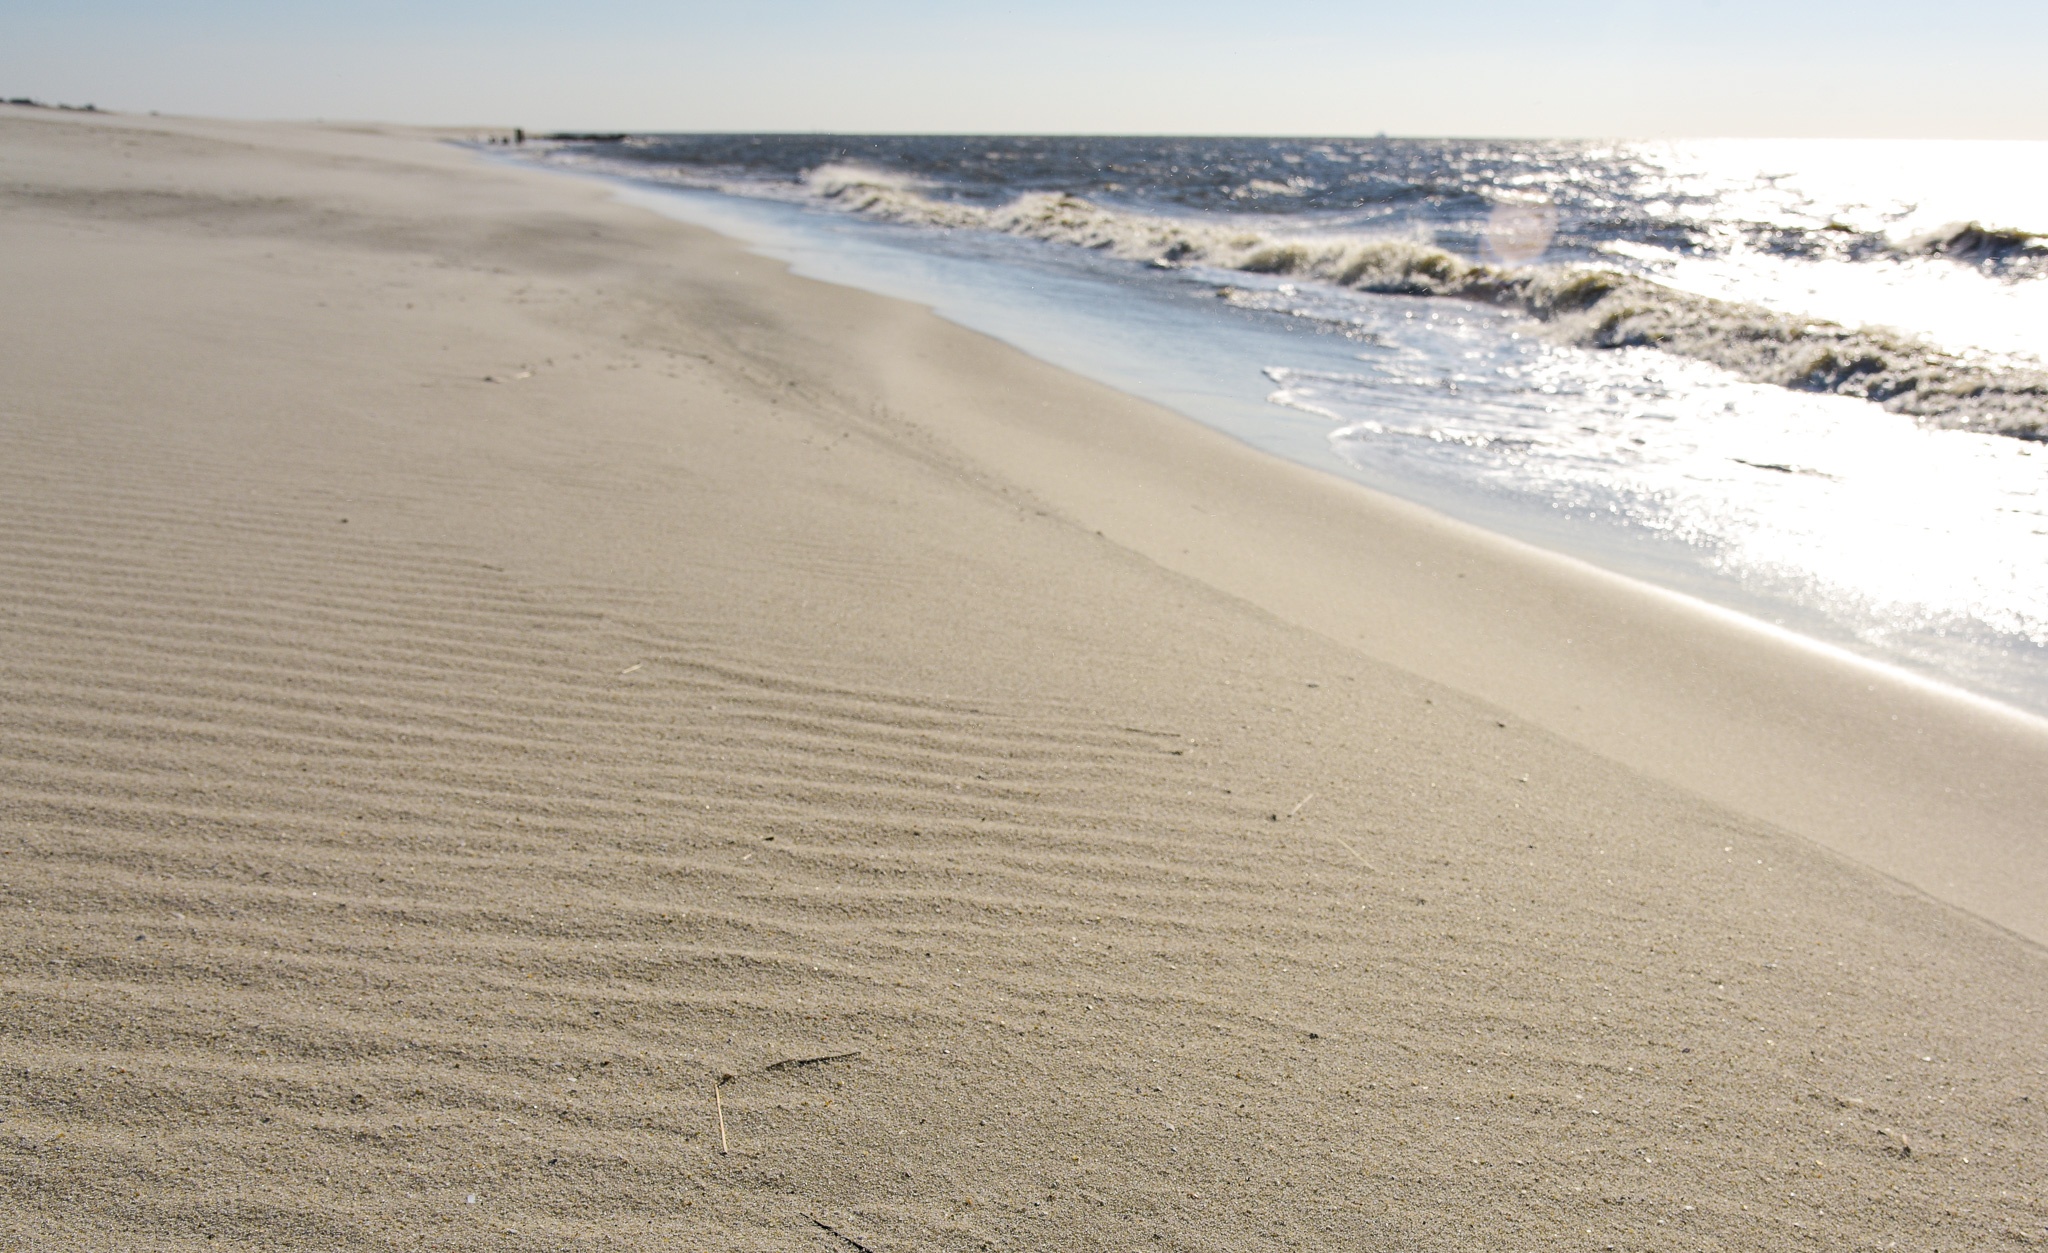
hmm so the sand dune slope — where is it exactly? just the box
[2,110,2047,1251]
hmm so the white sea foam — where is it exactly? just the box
[737,164,2047,439]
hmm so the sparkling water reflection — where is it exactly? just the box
[1247,273,2048,696]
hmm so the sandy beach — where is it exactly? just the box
[4,107,2048,1250]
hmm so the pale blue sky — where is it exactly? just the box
[4,0,2045,137]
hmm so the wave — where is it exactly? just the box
[788,171,2047,440]
[1899,221,2048,277]
[1505,270,2048,439]
[533,147,2047,441]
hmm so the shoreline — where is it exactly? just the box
[548,159,2048,945]
[531,141,2048,439]
[556,164,2048,724]
[4,108,2045,1249]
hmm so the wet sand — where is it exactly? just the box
[3,107,2046,1251]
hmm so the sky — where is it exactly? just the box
[4,0,2047,138]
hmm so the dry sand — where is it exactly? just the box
[3,107,2047,1251]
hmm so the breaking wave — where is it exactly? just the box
[794,170,2047,440]
[1894,221,2048,284]
[523,138,2048,441]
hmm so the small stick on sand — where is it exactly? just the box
[1327,832,1377,871]
[1288,792,1315,817]
[765,1050,861,1073]
[810,1216,878,1252]
[713,1080,729,1154]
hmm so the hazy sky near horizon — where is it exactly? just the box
[5,0,2047,138]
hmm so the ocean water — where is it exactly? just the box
[519,136,2048,718]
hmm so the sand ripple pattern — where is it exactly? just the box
[0,402,1283,1247]
[6,399,2048,1251]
